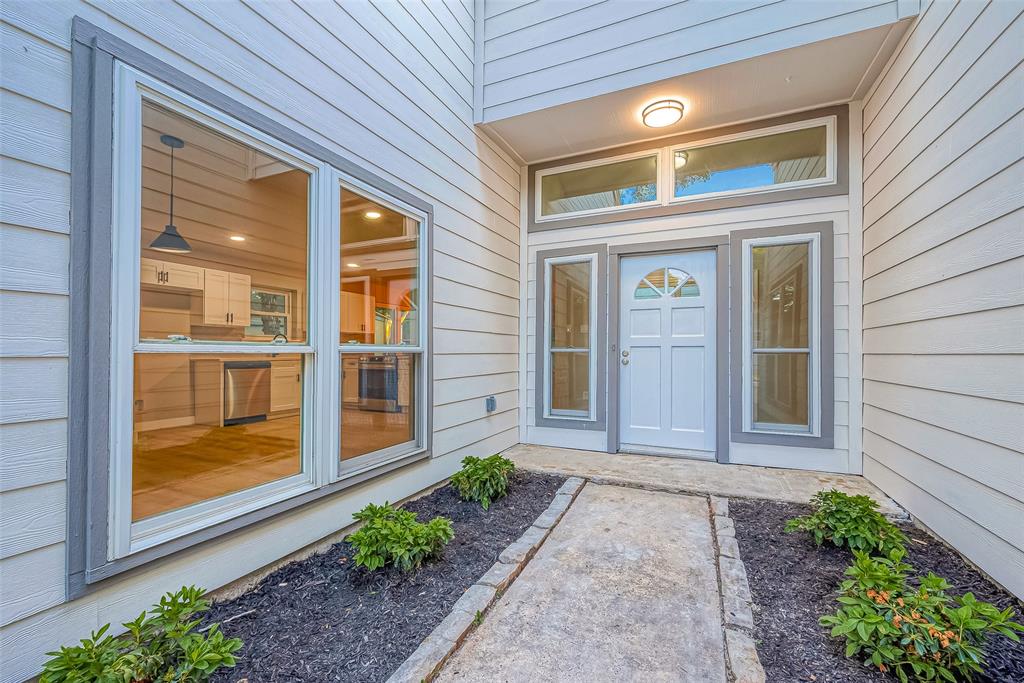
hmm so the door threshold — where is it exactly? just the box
[618,443,716,461]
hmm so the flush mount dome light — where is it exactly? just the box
[642,99,684,128]
[364,210,382,220]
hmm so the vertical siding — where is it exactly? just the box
[524,195,855,473]
[479,0,915,121]
[0,1,520,679]
[860,0,1024,597]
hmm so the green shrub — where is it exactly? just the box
[40,585,242,683]
[348,502,454,571]
[450,454,516,509]
[821,549,1023,682]
[785,489,906,555]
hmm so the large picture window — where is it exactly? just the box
[740,233,821,437]
[105,64,430,560]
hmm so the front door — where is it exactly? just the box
[618,250,716,456]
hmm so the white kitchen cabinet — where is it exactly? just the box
[340,291,374,335]
[270,359,301,413]
[203,268,251,326]
[341,356,360,404]
[140,257,204,290]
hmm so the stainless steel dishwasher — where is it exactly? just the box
[223,361,271,425]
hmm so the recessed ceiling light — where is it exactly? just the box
[642,99,684,128]
[229,235,246,242]
[346,263,360,268]
[364,210,382,220]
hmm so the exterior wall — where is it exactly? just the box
[0,2,519,680]
[859,0,1024,598]
[523,195,858,474]
[479,0,918,122]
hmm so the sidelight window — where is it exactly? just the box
[544,255,597,419]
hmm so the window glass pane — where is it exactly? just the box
[340,188,419,345]
[550,261,590,349]
[550,351,589,414]
[541,155,658,216]
[139,101,309,343]
[752,352,809,428]
[674,125,827,198]
[340,352,417,461]
[752,243,809,349]
[132,353,303,521]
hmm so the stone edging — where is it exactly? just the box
[386,476,587,683]
[710,496,767,683]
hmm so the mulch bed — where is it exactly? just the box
[205,471,565,683]
[731,499,1024,683]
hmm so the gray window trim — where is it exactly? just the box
[68,17,434,597]
[527,105,849,232]
[729,222,834,449]
[606,236,730,462]
[534,245,608,430]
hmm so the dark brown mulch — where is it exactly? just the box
[205,471,565,683]
[731,499,1024,683]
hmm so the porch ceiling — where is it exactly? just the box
[482,23,911,164]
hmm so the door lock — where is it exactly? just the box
[621,350,629,357]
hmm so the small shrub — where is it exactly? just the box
[785,489,906,555]
[40,585,242,682]
[821,548,1023,682]
[348,502,454,571]
[450,454,516,509]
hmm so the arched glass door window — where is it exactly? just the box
[634,267,699,299]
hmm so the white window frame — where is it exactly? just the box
[108,63,429,559]
[740,232,822,438]
[535,116,836,222]
[535,149,663,222]
[334,174,430,481]
[542,253,598,421]
[247,286,293,339]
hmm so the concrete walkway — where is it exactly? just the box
[437,483,728,682]
[505,444,903,515]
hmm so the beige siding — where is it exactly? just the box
[860,0,1024,597]
[479,0,916,122]
[0,0,519,679]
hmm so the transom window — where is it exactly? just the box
[108,64,429,558]
[535,116,836,221]
[634,268,699,299]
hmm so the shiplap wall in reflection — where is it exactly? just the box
[859,0,1024,598]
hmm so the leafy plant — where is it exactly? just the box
[348,502,454,572]
[786,489,906,555]
[40,585,242,683]
[450,454,516,510]
[821,549,1023,682]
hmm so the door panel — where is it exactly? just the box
[619,250,716,455]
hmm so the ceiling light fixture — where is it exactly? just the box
[149,134,192,254]
[346,263,360,268]
[641,99,684,128]
[363,210,382,220]
[229,235,246,242]
[674,151,689,169]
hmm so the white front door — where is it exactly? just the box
[618,250,716,456]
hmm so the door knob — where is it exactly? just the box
[621,358,629,366]
[621,350,629,357]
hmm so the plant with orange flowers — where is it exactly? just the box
[821,548,1023,682]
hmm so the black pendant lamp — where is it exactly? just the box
[149,134,191,254]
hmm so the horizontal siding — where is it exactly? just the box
[479,0,911,121]
[0,0,520,678]
[860,0,1024,598]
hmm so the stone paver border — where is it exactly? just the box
[386,476,586,683]
[711,496,767,683]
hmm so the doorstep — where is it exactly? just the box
[504,443,905,517]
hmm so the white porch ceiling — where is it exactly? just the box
[482,23,911,164]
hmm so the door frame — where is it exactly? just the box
[607,235,730,462]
